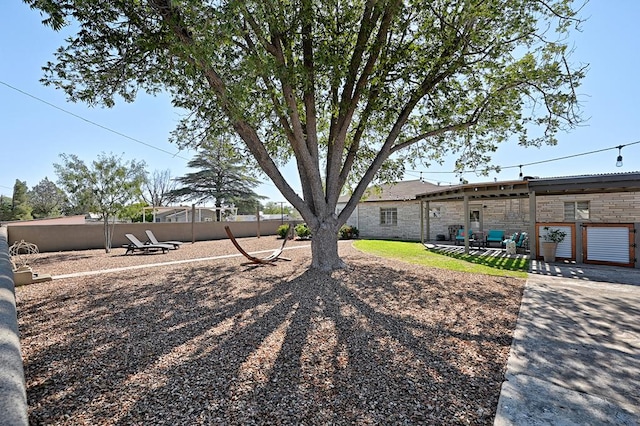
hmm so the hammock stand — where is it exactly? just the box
[224,225,291,265]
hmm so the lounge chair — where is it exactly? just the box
[224,225,291,265]
[454,228,473,245]
[485,229,505,247]
[123,233,173,255]
[145,230,184,249]
[515,232,529,252]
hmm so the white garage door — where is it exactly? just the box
[585,225,634,267]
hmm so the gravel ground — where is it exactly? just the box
[16,237,525,425]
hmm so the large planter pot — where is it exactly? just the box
[541,241,558,262]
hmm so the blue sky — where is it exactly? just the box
[1,1,638,202]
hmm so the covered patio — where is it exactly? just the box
[417,180,532,255]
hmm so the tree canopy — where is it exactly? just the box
[28,177,66,218]
[0,195,11,221]
[142,169,178,207]
[11,179,32,221]
[166,144,265,220]
[28,0,586,270]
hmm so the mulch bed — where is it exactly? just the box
[16,238,525,425]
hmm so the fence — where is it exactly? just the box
[6,220,286,253]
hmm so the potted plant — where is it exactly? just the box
[540,226,566,262]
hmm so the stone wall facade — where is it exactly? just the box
[425,198,530,240]
[353,201,423,241]
[339,191,640,242]
[536,192,640,223]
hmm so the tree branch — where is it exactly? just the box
[149,0,312,218]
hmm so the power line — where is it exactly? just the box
[0,80,191,161]
[1,80,295,193]
[4,80,636,189]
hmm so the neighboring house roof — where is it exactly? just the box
[338,179,444,203]
[3,215,87,226]
[143,205,221,213]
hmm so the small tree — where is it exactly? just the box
[542,226,566,243]
[28,177,66,218]
[55,153,147,252]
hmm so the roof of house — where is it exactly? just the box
[337,172,640,205]
[3,215,87,226]
[416,171,640,201]
[527,171,640,195]
[338,179,444,203]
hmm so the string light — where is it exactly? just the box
[409,140,640,179]
[616,145,624,167]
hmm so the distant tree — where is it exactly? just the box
[263,201,294,216]
[11,180,32,221]
[55,153,147,252]
[28,177,66,218]
[166,144,265,221]
[0,195,12,221]
[234,198,260,216]
[120,202,154,223]
[142,169,178,207]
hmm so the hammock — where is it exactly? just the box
[224,225,291,265]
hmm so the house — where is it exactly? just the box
[142,206,238,222]
[338,172,640,268]
[337,180,443,240]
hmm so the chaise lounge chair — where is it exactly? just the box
[145,229,184,249]
[123,233,173,255]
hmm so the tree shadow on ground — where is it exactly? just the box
[18,258,524,425]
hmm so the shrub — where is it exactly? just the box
[295,223,311,239]
[276,224,290,239]
[542,226,566,243]
[339,225,359,239]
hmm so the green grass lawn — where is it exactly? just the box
[353,240,529,278]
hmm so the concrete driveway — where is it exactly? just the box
[494,261,640,425]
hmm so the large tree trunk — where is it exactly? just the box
[310,221,345,271]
